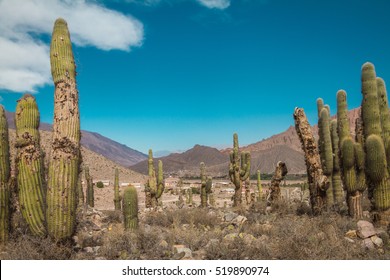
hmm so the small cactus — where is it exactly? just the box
[113,168,121,210]
[0,106,10,243]
[122,185,138,230]
[229,133,251,206]
[200,163,212,207]
[15,94,46,237]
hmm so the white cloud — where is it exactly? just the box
[196,0,231,9]
[0,0,144,93]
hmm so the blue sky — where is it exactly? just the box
[1,0,390,155]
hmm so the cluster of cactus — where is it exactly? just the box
[144,149,164,208]
[85,167,94,207]
[122,185,138,230]
[113,168,121,210]
[229,133,251,206]
[360,63,390,225]
[0,18,81,241]
[336,90,366,219]
[200,162,212,207]
[15,95,46,237]
[0,106,11,243]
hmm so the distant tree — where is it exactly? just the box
[96,181,104,188]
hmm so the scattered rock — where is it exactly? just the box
[238,233,256,245]
[84,247,94,253]
[370,236,383,248]
[224,212,238,222]
[172,245,192,259]
[322,224,338,243]
[223,233,239,241]
[231,215,247,226]
[357,220,377,238]
[362,238,375,250]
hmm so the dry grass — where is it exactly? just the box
[2,204,389,260]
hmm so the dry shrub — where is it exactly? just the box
[2,234,74,260]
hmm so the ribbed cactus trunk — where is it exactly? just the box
[46,18,81,240]
[113,168,121,210]
[361,63,390,226]
[85,167,94,208]
[76,176,84,209]
[317,99,334,209]
[122,185,138,230]
[330,119,344,210]
[337,90,365,219]
[257,170,262,201]
[229,133,251,207]
[15,94,46,237]
[245,178,251,205]
[269,161,288,202]
[293,107,329,215]
[0,106,10,243]
[145,149,164,208]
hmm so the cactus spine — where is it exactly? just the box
[361,63,390,225]
[229,133,251,206]
[46,18,80,240]
[145,149,164,208]
[85,167,94,207]
[293,107,329,215]
[113,168,121,210]
[0,106,10,243]
[15,94,46,237]
[257,170,262,201]
[122,185,138,230]
[317,100,334,209]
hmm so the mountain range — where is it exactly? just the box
[4,107,361,178]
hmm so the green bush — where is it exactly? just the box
[96,181,104,188]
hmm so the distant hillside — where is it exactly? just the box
[5,110,147,167]
[130,144,229,176]
[134,107,361,177]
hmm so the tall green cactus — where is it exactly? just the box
[0,106,10,243]
[257,170,262,201]
[361,62,390,225]
[330,119,344,210]
[15,94,46,237]
[317,103,334,208]
[145,149,164,208]
[85,167,94,208]
[46,18,80,240]
[337,89,365,219]
[122,185,138,230]
[113,168,121,210]
[229,133,251,206]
